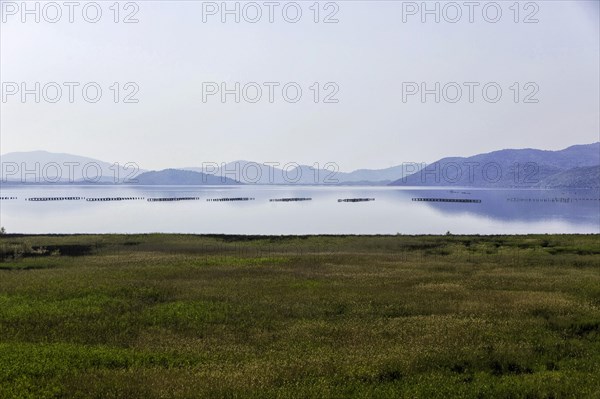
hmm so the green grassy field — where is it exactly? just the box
[0,234,599,398]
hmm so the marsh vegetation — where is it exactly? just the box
[0,234,598,398]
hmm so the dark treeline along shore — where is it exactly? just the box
[0,233,599,398]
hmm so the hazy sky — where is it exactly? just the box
[1,0,598,171]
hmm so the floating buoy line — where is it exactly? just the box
[338,198,375,203]
[412,198,481,203]
[269,198,312,202]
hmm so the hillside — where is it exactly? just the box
[536,165,600,189]
[390,143,600,188]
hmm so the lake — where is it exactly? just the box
[0,185,598,235]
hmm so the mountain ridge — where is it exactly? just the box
[390,142,599,188]
[134,169,241,185]
[2,142,599,187]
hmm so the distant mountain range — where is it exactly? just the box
[0,151,145,184]
[0,151,419,186]
[182,161,416,185]
[134,169,239,185]
[390,143,599,188]
[1,143,598,188]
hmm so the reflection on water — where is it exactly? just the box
[0,185,598,234]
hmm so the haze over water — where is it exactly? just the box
[1,186,598,235]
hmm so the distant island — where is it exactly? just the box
[1,142,599,188]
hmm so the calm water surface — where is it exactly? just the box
[1,186,598,234]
